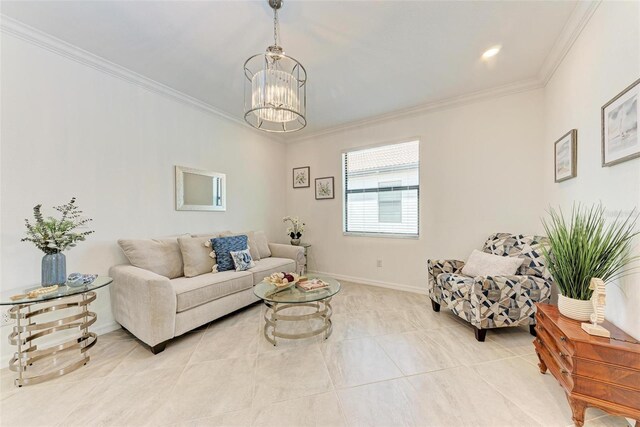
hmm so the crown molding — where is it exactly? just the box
[288,78,543,143]
[537,0,601,85]
[2,1,600,146]
[0,15,285,144]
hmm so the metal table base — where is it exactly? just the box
[8,291,98,387]
[263,297,333,346]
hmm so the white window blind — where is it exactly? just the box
[343,140,419,237]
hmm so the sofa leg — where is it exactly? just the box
[529,324,537,337]
[431,300,441,312]
[150,341,168,355]
[473,326,487,342]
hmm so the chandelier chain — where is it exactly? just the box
[273,8,280,46]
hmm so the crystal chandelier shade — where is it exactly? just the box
[244,0,307,133]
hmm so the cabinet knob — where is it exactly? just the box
[558,351,565,358]
[561,369,568,374]
[560,336,566,342]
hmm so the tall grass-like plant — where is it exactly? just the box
[541,204,639,300]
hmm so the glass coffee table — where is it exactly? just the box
[254,274,340,346]
[0,276,112,386]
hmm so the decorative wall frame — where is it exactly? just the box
[315,177,334,200]
[602,78,640,167]
[293,166,310,188]
[175,166,226,211]
[554,129,577,183]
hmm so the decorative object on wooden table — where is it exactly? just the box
[534,303,640,427]
[602,78,640,167]
[315,176,334,200]
[541,204,639,321]
[554,129,577,182]
[21,197,94,286]
[580,278,610,338]
[283,216,305,245]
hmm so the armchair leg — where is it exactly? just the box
[150,341,168,355]
[473,326,487,342]
[430,300,441,312]
[529,324,537,337]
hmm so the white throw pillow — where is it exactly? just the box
[461,249,524,277]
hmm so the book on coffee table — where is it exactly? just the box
[297,278,329,291]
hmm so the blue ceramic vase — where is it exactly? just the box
[42,253,66,286]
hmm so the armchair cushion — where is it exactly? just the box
[482,233,550,279]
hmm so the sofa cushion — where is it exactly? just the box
[212,235,249,272]
[118,237,185,279]
[249,257,296,284]
[178,234,220,278]
[253,231,272,258]
[171,271,253,312]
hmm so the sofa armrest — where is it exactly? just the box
[268,243,306,272]
[427,259,465,289]
[109,264,176,347]
[469,275,552,327]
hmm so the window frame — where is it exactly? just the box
[341,138,421,239]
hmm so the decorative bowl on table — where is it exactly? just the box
[265,272,301,288]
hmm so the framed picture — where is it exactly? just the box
[554,129,577,182]
[292,166,310,188]
[315,177,334,200]
[602,78,640,167]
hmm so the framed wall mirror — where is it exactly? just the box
[175,166,226,211]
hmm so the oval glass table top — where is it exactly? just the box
[254,274,341,304]
[0,276,113,306]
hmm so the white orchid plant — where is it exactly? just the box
[283,216,305,239]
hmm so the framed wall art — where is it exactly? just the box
[554,129,577,182]
[292,166,310,188]
[602,78,640,167]
[315,177,334,200]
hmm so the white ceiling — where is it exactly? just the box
[2,0,579,136]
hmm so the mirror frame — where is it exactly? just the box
[175,166,227,211]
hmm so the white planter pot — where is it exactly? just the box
[558,294,593,322]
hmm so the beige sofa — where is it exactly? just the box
[109,231,305,353]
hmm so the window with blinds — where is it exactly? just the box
[342,140,419,237]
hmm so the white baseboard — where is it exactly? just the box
[1,321,121,369]
[308,270,427,295]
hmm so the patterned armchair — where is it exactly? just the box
[427,233,553,341]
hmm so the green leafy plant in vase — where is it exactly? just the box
[541,204,639,321]
[22,197,94,286]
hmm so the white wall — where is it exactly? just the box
[542,1,640,339]
[0,34,287,361]
[286,89,546,291]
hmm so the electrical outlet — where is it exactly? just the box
[1,308,14,327]
[376,259,383,268]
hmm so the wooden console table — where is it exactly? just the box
[534,303,640,426]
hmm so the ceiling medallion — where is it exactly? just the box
[243,0,307,133]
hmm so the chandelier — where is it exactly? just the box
[244,0,307,133]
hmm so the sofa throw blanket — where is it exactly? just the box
[211,235,248,272]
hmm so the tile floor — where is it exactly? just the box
[0,282,633,427]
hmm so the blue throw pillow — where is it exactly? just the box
[211,235,249,272]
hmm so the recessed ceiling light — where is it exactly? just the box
[482,46,501,60]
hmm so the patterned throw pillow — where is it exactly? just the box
[211,235,249,272]
[230,248,255,271]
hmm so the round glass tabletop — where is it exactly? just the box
[0,276,113,306]
[254,274,340,304]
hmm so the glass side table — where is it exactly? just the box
[0,276,112,387]
[296,243,311,274]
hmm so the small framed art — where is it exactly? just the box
[554,129,577,183]
[315,177,334,200]
[293,166,310,188]
[602,78,640,167]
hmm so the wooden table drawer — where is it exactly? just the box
[534,337,574,391]
[537,324,574,372]
[536,311,575,357]
[574,376,640,411]
[573,358,640,390]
